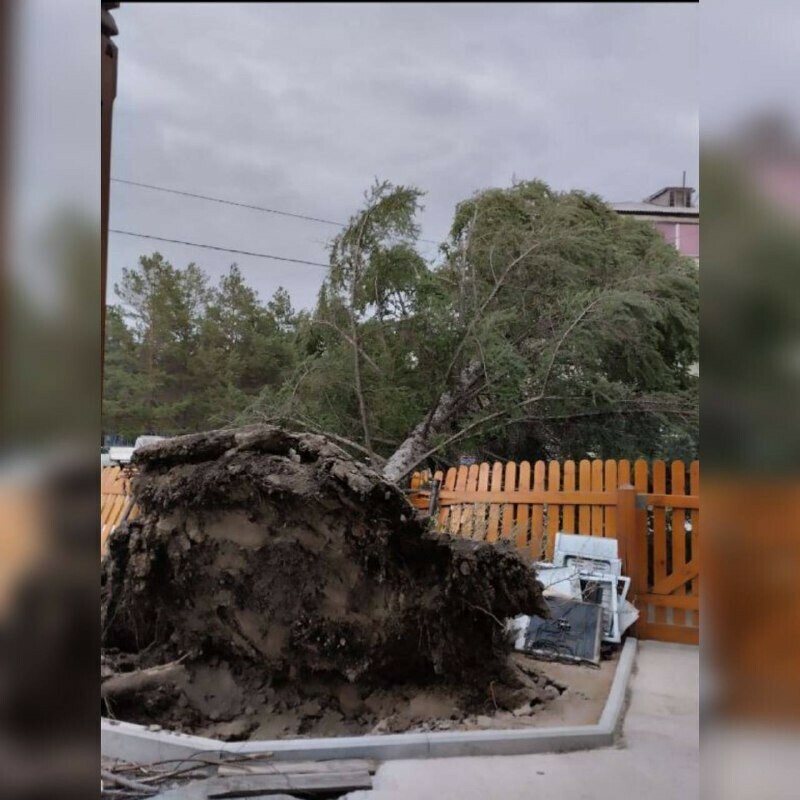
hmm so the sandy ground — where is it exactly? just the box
[513,653,618,727]
[422,652,619,734]
[345,641,699,800]
[101,650,620,797]
[204,651,619,740]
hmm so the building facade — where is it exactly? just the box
[611,186,699,262]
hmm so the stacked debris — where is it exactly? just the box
[101,426,549,737]
[509,533,639,666]
[101,755,376,799]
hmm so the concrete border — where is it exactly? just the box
[102,638,637,764]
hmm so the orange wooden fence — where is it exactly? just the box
[100,459,699,644]
[101,465,137,556]
[410,459,700,645]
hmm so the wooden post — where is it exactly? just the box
[101,2,119,394]
[615,484,638,588]
[617,483,646,636]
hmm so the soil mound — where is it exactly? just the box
[101,426,549,738]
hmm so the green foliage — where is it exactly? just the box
[260,181,442,449]
[260,179,698,464]
[427,180,699,462]
[102,256,295,439]
[105,178,698,467]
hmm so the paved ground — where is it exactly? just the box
[348,640,699,800]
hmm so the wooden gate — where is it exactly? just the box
[632,461,699,644]
[410,459,699,645]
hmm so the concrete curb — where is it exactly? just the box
[102,638,637,763]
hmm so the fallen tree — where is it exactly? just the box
[247,179,698,479]
[100,426,549,734]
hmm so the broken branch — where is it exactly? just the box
[101,659,188,699]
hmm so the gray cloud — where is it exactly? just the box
[108,2,698,309]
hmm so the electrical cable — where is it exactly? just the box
[112,177,442,246]
[108,229,330,269]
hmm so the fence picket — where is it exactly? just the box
[617,459,631,487]
[439,467,458,530]
[578,460,591,533]
[459,465,480,538]
[530,461,546,559]
[671,460,687,628]
[449,466,470,536]
[486,462,504,543]
[475,462,490,541]
[633,459,649,619]
[501,461,517,542]
[562,460,576,532]
[652,461,668,625]
[604,460,618,537]
[516,461,531,551]
[591,460,604,536]
[689,460,700,627]
[545,461,561,559]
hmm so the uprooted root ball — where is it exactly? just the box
[100,426,549,737]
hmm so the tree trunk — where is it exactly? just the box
[382,361,483,484]
[101,660,187,699]
[351,321,373,460]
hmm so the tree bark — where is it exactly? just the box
[350,303,373,461]
[101,660,187,699]
[381,292,611,484]
[381,361,483,484]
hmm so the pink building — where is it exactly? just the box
[611,186,699,262]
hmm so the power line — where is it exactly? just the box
[112,178,344,228]
[111,177,442,246]
[109,229,330,269]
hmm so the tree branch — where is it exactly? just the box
[424,238,544,434]
[349,204,375,459]
[401,396,693,480]
[101,658,187,699]
[401,394,570,477]
[311,319,382,373]
[514,402,697,424]
[372,434,400,447]
[100,770,158,795]
[394,293,609,478]
[537,292,607,397]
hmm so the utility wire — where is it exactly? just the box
[109,229,331,269]
[111,177,442,246]
[112,178,343,228]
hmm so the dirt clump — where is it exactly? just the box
[100,426,550,738]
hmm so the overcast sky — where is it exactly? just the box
[107,2,698,310]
